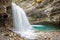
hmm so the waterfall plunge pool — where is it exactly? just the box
[32,25,58,31]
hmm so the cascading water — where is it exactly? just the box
[12,3,36,39]
[12,3,32,32]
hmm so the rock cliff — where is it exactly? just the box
[0,0,13,28]
[13,0,60,27]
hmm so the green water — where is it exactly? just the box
[32,25,58,31]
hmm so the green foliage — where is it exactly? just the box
[12,0,18,3]
[12,0,23,3]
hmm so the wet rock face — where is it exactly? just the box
[0,0,13,27]
[35,0,60,19]
[14,0,60,22]
[51,0,60,14]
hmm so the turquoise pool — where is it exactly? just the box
[32,25,58,31]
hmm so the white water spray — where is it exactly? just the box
[12,3,31,32]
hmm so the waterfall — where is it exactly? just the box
[12,3,31,33]
[12,3,38,39]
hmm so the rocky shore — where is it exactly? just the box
[0,27,60,40]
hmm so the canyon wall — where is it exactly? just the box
[0,0,13,28]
